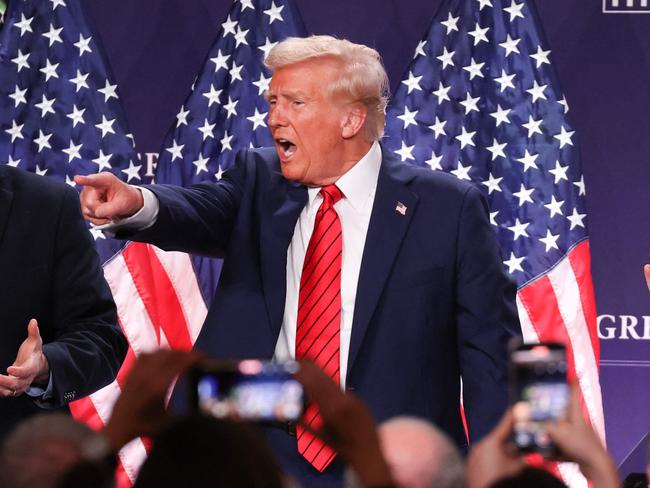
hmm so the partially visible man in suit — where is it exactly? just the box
[76,36,519,487]
[0,165,127,442]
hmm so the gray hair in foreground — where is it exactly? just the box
[265,35,390,142]
[378,416,466,488]
[0,413,103,488]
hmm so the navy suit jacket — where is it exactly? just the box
[131,146,519,486]
[0,166,127,441]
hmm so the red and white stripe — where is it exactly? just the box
[517,240,604,488]
[71,242,208,487]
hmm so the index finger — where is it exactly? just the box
[74,172,114,189]
[74,174,100,187]
[0,374,21,390]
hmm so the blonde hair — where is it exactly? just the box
[265,35,389,142]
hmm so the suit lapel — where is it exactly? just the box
[347,149,419,373]
[0,169,14,247]
[259,172,307,338]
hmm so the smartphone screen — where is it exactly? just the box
[192,359,304,422]
[510,342,568,455]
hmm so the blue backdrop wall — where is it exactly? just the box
[84,0,650,471]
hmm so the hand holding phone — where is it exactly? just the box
[545,384,619,487]
[190,359,305,423]
[465,409,527,488]
[509,341,569,456]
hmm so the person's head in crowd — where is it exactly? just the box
[490,467,567,488]
[264,35,389,186]
[133,415,287,488]
[101,350,291,486]
[0,413,111,488]
[621,472,649,488]
[376,416,465,488]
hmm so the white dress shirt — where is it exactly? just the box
[109,142,382,388]
[274,142,381,388]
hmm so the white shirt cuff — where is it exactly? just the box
[95,187,160,235]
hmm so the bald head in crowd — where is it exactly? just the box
[378,416,465,488]
[0,413,108,488]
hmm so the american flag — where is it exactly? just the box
[109,0,305,484]
[1,0,306,484]
[0,0,142,260]
[0,0,153,484]
[383,0,604,486]
[154,0,306,306]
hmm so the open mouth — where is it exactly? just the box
[276,138,297,159]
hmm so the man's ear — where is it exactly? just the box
[341,103,368,139]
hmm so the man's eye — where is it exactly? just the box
[292,100,304,107]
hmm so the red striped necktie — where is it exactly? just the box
[295,184,343,472]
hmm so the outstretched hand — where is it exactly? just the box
[74,172,144,225]
[102,349,202,451]
[0,319,49,397]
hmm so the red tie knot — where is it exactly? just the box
[320,184,343,208]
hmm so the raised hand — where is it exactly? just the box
[0,319,49,397]
[466,409,527,488]
[102,349,202,451]
[545,384,619,488]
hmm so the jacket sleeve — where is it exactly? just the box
[39,185,127,407]
[121,149,250,258]
[454,185,521,442]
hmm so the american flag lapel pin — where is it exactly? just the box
[395,201,407,216]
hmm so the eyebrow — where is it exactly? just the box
[265,89,310,102]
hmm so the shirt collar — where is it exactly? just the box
[306,141,382,211]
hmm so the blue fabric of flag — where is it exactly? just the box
[155,0,306,304]
[0,0,140,263]
[383,0,589,288]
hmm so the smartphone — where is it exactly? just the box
[190,359,304,422]
[509,341,569,456]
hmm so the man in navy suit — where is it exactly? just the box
[0,165,127,442]
[77,36,519,487]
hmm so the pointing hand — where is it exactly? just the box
[74,172,144,225]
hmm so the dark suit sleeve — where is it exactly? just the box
[123,150,249,258]
[454,185,520,442]
[39,186,127,407]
